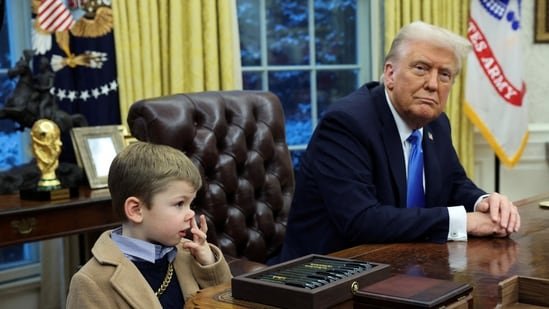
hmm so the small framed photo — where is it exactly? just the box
[117,125,139,147]
[71,125,125,189]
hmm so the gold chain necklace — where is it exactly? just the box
[155,262,174,297]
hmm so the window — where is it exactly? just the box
[0,0,40,285]
[237,0,380,169]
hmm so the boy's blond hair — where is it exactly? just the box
[107,141,202,220]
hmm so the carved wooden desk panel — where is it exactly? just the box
[186,193,549,309]
[0,187,118,247]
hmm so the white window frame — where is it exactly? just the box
[240,0,384,152]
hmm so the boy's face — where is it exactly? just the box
[139,180,197,246]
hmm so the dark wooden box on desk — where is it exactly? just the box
[231,254,391,309]
[353,274,473,308]
[497,275,549,308]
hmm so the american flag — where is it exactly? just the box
[38,0,75,32]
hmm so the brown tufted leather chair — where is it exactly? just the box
[127,90,295,275]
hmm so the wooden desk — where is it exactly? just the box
[0,187,118,247]
[186,192,549,308]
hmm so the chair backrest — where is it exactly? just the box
[127,90,295,263]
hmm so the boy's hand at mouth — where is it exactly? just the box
[181,214,215,265]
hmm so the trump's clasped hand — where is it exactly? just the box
[467,192,520,237]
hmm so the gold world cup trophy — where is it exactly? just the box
[19,118,76,200]
[31,119,62,190]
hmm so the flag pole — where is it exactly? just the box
[494,155,500,193]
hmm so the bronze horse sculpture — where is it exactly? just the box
[0,50,87,194]
[0,50,87,132]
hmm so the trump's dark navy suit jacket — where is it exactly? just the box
[274,82,486,263]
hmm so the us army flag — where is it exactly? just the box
[465,0,528,167]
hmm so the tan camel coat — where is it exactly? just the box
[66,230,231,308]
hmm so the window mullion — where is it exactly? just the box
[308,0,318,129]
[259,0,268,90]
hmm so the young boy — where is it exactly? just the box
[66,142,231,308]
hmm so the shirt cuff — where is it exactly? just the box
[447,206,467,241]
[473,194,490,211]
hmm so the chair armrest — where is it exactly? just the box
[225,255,267,277]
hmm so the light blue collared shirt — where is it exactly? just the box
[111,227,177,263]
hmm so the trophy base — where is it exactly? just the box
[19,186,79,201]
[38,178,62,189]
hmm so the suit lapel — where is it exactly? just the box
[110,260,160,308]
[371,86,407,208]
[422,126,441,207]
[94,231,161,308]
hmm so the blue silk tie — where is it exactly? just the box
[407,130,425,208]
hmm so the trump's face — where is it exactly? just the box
[384,41,458,129]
